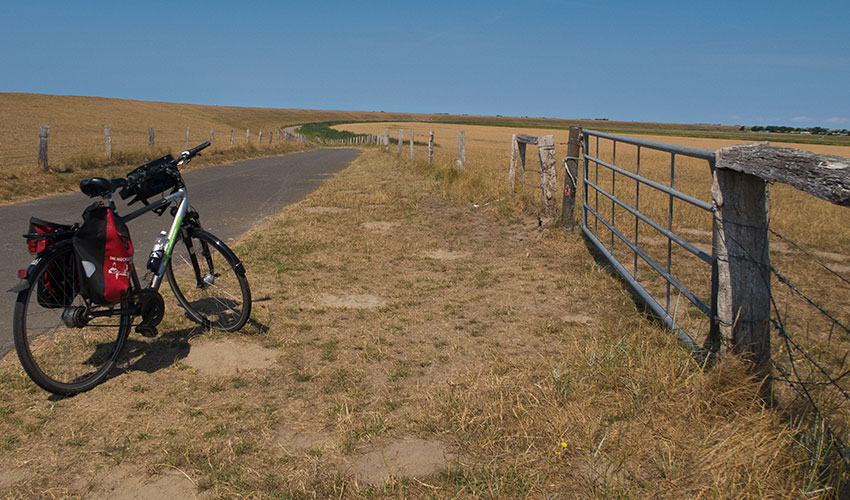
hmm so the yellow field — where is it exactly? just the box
[339,122,850,436]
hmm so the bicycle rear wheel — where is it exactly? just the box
[12,241,132,395]
[165,228,251,332]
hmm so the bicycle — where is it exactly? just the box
[10,141,252,396]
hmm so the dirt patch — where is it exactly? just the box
[361,221,400,233]
[184,340,278,376]
[318,293,387,309]
[81,465,201,500]
[0,470,25,489]
[422,249,471,261]
[813,250,846,262]
[277,426,336,453]
[562,314,595,325]
[347,438,455,486]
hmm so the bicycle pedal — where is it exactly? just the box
[135,325,158,338]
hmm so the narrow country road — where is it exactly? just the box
[0,148,360,357]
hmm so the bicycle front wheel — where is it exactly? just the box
[165,228,251,332]
[12,241,132,396]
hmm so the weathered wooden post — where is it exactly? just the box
[210,128,215,143]
[149,127,155,149]
[185,127,190,149]
[258,130,263,144]
[509,134,534,193]
[269,130,273,144]
[428,131,434,163]
[246,129,250,144]
[538,135,557,216]
[559,127,582,228]
[38,126,49,172]
[409,129,414,161]
[384,128,390,152]
[397,129,404,154]
[712,165,771,385]
[509,134,519,192]
[709,142,850,388]
[230,129,235,145]
[104,125,112,160]
[456,130,465,170]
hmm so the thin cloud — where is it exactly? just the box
[825,117,849,124]
[791,116,814,122]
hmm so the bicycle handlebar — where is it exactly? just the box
[181,141,211,161]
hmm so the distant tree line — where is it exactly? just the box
[739,125,849,136]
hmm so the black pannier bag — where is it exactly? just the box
[72,203,135,304]
[119,155,178,205]
[28,218,77,308]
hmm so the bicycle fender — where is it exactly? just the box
[186,227,247,277]
[8,240,74,293]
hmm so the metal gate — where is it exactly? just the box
[580,129,717,350]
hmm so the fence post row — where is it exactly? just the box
[38,126,49,172]
[457,130,465,170]
[508,133,558,216]
[104,125,112,160]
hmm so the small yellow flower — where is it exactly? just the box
[554,451,561,455]
[560,442,568,448]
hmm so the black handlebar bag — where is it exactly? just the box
[72,203,135,304]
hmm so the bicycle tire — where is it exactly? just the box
[165,227,251,332]
[12,241,132,395]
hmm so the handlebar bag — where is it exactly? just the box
[119,155,178,205]
[72,203,135,304]
[29,218,77,308]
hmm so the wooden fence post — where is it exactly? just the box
[185,127,190,149]
[409,130,414,161]
[428,131,434,163]
[38,126,49,172]
[259,130,263,144]
[509,134,519,192]
[269,130,273,144]
[559,126,581,228]
[149,127,155,149]
[231,129,235,145]
[397,129,404,154]
[538,135,557,216]
[457,130,465,170]
[104,125,112,160]
[246,129,250,144]
[384,128,390,152]
[210,128,214,143]
[711,167,771,379]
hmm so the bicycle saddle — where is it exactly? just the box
[80,177,128,198]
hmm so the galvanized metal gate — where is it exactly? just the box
[580,129,718,350]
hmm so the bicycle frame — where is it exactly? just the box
[113,187,192,291]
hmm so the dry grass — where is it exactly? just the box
[0,140,844,498]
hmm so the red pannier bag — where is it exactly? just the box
[72,203,134,304]
[28,218,76,308]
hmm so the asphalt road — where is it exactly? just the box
[0,148,360,357]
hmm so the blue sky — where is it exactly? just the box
[1,0,848,127]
